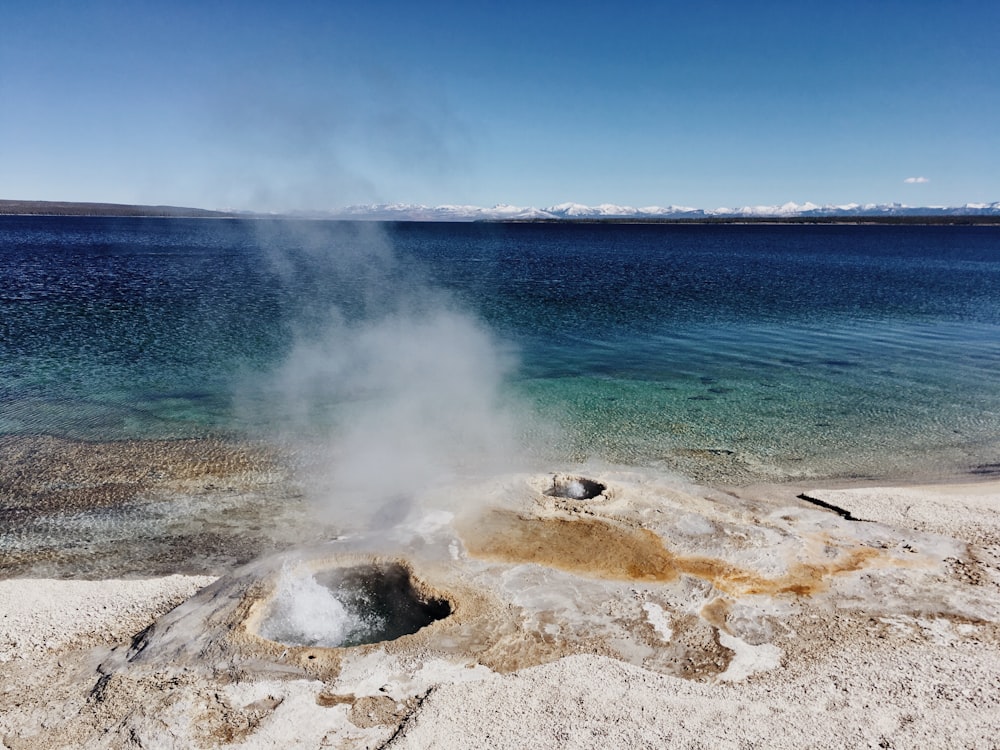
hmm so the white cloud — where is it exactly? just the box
[904,176,930,184]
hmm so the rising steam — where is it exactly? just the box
[251,221,534,530]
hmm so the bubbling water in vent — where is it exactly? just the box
[258,565,383,648]
[257,562,451,648]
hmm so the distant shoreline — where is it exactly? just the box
[3,198,1000,225]
[0,199,238,218]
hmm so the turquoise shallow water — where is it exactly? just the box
[2,217,999,484]
[523,318,1000,481]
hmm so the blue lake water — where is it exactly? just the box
[2,216,999,484]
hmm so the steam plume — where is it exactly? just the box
[252,221,530,530]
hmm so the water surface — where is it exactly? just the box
[2,217,999,483]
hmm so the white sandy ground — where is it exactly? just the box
[0,575,217,660]
[1,479,999,749]
[805,482,1000,544]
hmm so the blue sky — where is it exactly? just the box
[1,1,997,211]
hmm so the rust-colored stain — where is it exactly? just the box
[316,692,355,708]
[461,511,886,597]
[699,597,732,630]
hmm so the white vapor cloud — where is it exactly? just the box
[245,222,544,534]
[275,304,540,532]
[903,176,930,184]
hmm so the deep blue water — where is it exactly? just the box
[2,216,999,483]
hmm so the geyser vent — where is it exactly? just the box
[258,562,451,649]
[545,475,606,500]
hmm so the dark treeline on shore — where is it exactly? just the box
[0,200,236,218]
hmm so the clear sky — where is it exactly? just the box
[1,1,997,212]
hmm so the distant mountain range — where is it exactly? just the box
[3,198,999,222]
[327,200,1000,221]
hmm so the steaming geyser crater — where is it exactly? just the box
[248,557,453,649]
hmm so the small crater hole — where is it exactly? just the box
[545,476,606,500]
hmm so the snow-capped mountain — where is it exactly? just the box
[331,203,553,221]
[328,201,1000,221]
